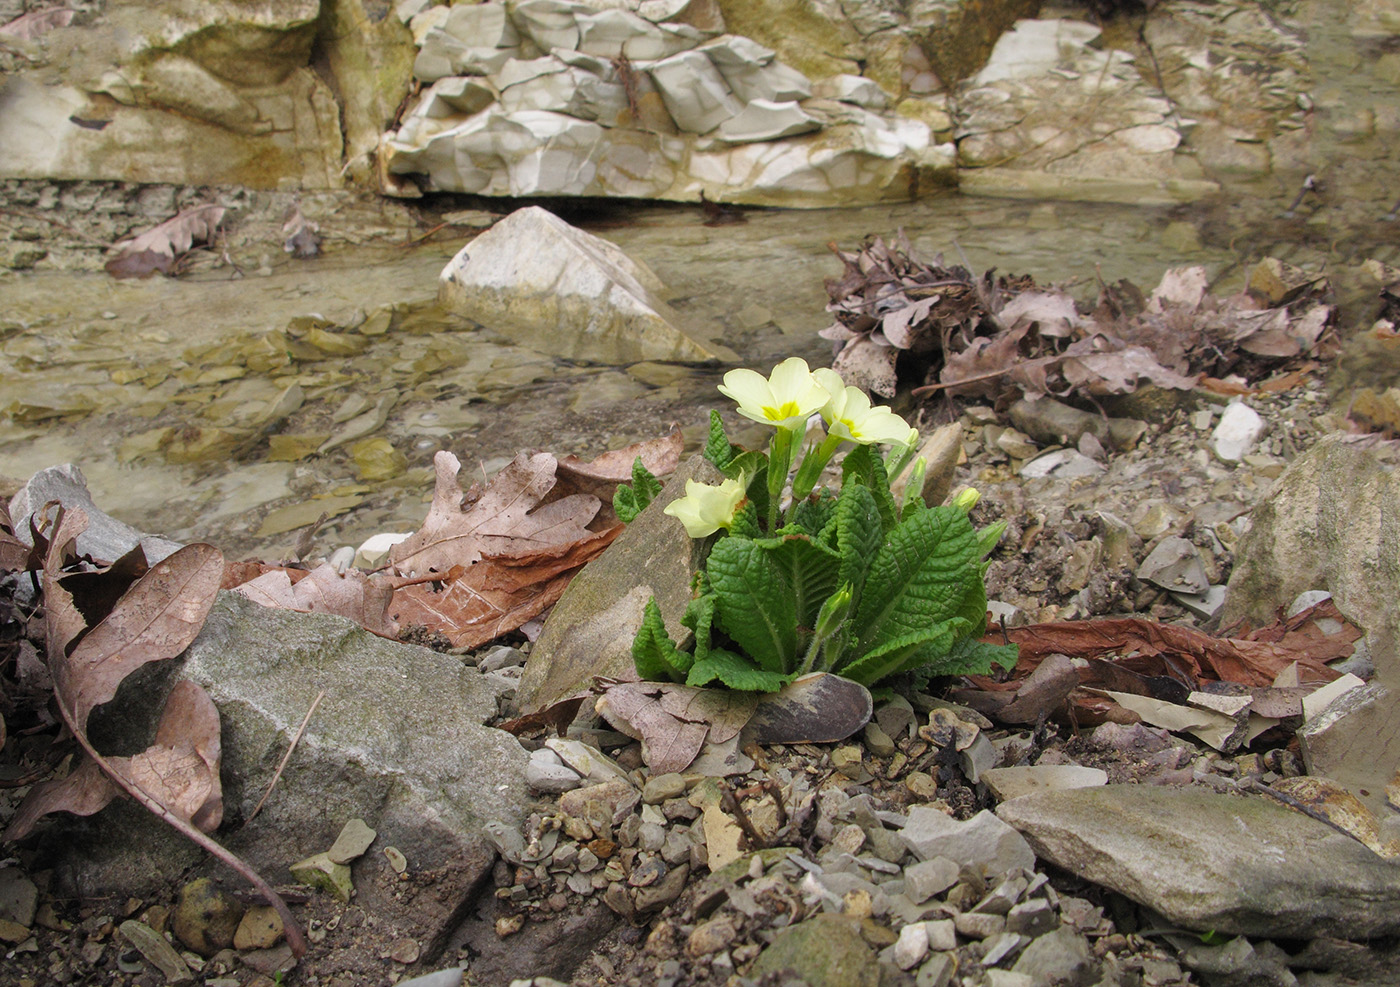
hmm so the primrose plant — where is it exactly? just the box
[616,358,1017,693]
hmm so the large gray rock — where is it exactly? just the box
[997,786,1400,939]
[1221,434,1400,686]
[438,206,727,365]
[0,0,348,188]
[43,592,530,962]
[516,454,723,712]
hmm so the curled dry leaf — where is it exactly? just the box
[555,426,684,500]
[596,681,759,775]
[823,234,1337,404]
[390,450,601,576]
[4,681,224,839]
[389,525,620,649]
[49,540,225,734]
[234,563,399,639]
[0,7,74,40]
[104,204,226,280]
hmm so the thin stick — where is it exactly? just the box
[55,700,308,957]
[246,690,325,825]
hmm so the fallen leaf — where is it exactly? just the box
[1267,776,1400,859]
[497,695,588,738]
[3,682,223,838]
[3,756,119,840]
[0,8,74,39]
[389,450,601,576]
[104,204,226,280]
[50,542,224,733]
[388,526,618,649]
[555,426,684,500]
[596,681,759,774]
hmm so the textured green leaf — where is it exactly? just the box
[850,505,982,660]
[840,445,898,533]
[632,597,691,681]
[937,636,1020,677]
[706,538,797,673]
[681,591,718,664]
[704,409,736,469]
[838,622,960,687]
[687,649,794,691]
[613,457,662,522]
[723,450,770,524]
[830,482,881,609]
[791,492,837,538]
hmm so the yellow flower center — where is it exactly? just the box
[762,401,802,421]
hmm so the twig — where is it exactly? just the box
[246,690,325,825]
[55,698,308,957]
[719,782,767,850]
[910,354,1066,396]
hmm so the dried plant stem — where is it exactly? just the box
[247,690,325,825]
[55,699,308,957]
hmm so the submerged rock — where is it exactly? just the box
[438,206,727,365]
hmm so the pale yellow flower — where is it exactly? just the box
[718,357,830,431]
[814,369,913,446]
[663,477,747,538]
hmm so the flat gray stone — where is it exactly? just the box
[48,592,529,962]
[997,786,1400,939]
[517,454,722,712]
[981,765,1107,802]
[900,807,1035,878]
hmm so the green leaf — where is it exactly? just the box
[681,591,718,664]
[703,409,736,469]
[613,456,662,522]
[910,635,1020,691]
[841,444,899,533]
[790,492,836,538]
[829,482,882,611]
[728,502,762,540]
[976,520,1008,559]
[686,649,794,691]
[937,635,1020,677]
[723,450,770,525]
[837,622,960,687]
[631,597,691,682]
[706,537,801,673]
[850,505,983,662]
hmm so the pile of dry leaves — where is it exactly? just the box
[820,233,1338,403]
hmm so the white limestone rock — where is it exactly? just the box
[646,49,743,133]
[700,35,812,102]
[972,18,1104,85]
[576,7,707,59]
[811,73,890,109]
[956,18,1218,204]
[437,206,724,364]
[444,3,519,48]
[1211,401,1266,462]
[415,28,518,81]
[512,0,585,53]
[717,99,821,143]
[419,76,497,118]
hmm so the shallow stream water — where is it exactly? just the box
[0,180,1391,560]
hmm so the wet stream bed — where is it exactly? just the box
[0,187,1388,561]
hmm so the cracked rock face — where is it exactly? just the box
[380,0,955,207]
